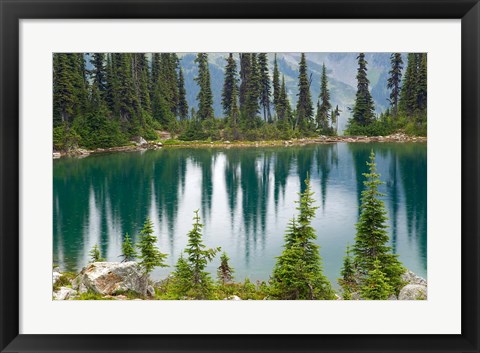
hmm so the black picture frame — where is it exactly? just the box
[1,1,479,352]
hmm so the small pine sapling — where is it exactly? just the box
[89,244,105,263]
[120,233,137,262]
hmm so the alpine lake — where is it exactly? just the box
[53,142,427,286]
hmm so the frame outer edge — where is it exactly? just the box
[461,1,480,352]
[1,0,480,352]
[0,1,20,352]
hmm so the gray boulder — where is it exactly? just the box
[402,270,427,286]
[53,287,78,300]
[398,284,427,300]
[131,136,148,146]
[72,262,148,296]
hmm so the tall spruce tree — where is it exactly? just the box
[272,54,281,116]
[270,178,334,300]
[387,53,403,117]
[133,53,151,114]
[277,75,292,123]
[104,53,118,113]
[159,53,180,116]
[351,53,375,126]
[245,53,261,125]
[315,63,332,133]
[258,53,272,122]
[399,53,417,117]
[295,53,314,132]
[90,53,107,96]
[229,80,240,127]
[221,53,239,120]
[137,217,168,275]
[415,53,427,114]
[352,151,405,294]
[194,53,214,120]
[177,67,189,120]
[113,53,141,131]
[53,53,77,125]
[239,53,251,114]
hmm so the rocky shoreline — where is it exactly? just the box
[53,133,426,159]
[53,262,427,301]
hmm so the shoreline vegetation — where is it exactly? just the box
[53,132,426,159]
[53,52,427,157]
[53,152,428,301]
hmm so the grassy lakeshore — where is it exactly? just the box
[54,133,427,158]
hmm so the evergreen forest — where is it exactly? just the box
[53,52,427,151]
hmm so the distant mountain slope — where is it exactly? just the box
[179,52,403,133]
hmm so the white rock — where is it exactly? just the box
[72,262,148,296]
[53,270,62,285]
[147,285,155,298]
[223,295,242,301]
[53,152,61,159]
[398,284,427,300]
[53,287,78,300]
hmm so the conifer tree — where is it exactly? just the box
[272,54,281,115]
[114,53,141,130]
[245,53,261,125]
[53,53,77,125]
[239,53,251,114]
[89,244,105,263]
[104,53,118,113]
[415,53,427,113]
[90,53,107,96]
[229,80,240,127]
[338,245,356,299]
[221,53,239,120]
[270,178,334,300]
[177,67,189,120]
[315,63,332,133]
[387,53,403,117]
[399,53,417,117]
[351,53,375,126]
[120,233,137,262]
[137,217,168,275]
[159,53,180,116]
[172,210,221,299]
[133,53,151,114]
[330,105,341,135]
[170,255,193,298]
[217,252,235,285]
[150,53,178,127]
[352,151,405,294]
[295,53,314,131]
[277,75,292,123]
[151,53,161,88]
[53,53,88,126]
[360,259,392,300]
[75,82,123,149]
[258,53,272,122]
[194,53,214,120]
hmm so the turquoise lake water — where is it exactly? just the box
[53,142,427,285]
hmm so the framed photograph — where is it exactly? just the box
[1,0,478,352]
